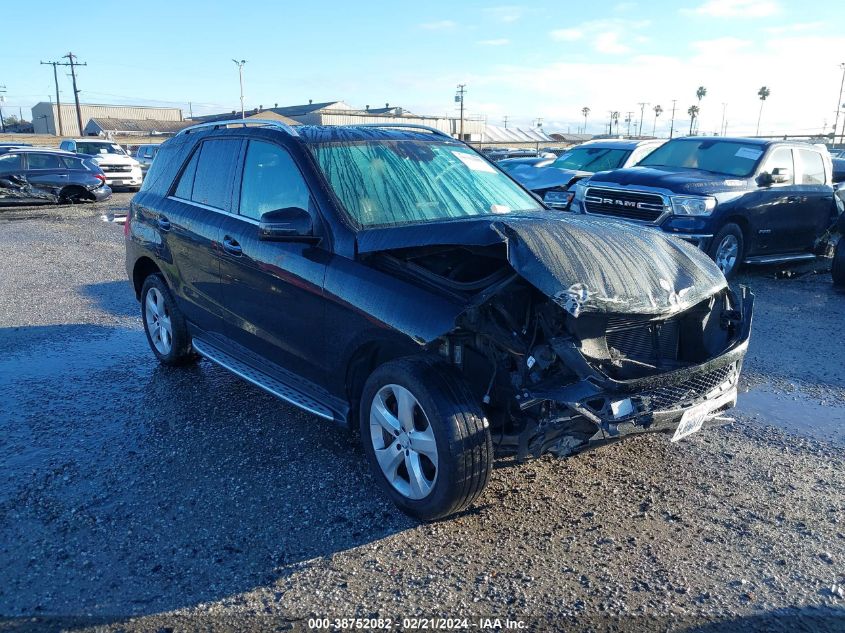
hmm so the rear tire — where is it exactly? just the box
[360,356,492,521]
[708,223,744,280]
[833,238,845,287]
[58,186,88,205]
[140,274,196,366]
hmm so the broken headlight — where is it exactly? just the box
[671,195,716,216]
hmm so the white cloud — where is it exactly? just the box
[478,38,511,46]
[549,19,649,54]
[419,20,456,30]
[483,6,524,23]
[764,21,823,34]
[685,0,781,18]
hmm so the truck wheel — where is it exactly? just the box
[708,223,744,279]
[360,357,492,521]
[140,274,196,366]
[833,239,845,287]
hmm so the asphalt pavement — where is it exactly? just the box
[1,194,843,632]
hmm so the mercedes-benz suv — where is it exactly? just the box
[126,120,753,520]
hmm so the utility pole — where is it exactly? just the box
[40,61,65,135]
[669,99,677,139]
[188,102,193,119]
[232,59,247,119]
[834,63,845,148]
[61,52,86,135]
[637,102,648,137]
[625,111,633,137]
[502,115,509,129]
[720,102,727,136]
[0,85,6,133]
[455,84,467,140]
[534,117,543,129]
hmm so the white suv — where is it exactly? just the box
[59,139,143,190]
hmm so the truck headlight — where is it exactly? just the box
[671,195,716,216]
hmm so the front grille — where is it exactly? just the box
[584,187,665,222]
[606,315,679,365]
[636,364,735,412]
[102,165,132,173]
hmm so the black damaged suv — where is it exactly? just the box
[126,120,753,520]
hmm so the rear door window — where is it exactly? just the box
[173,149,200,200]
[190,139,242,210]
[238,140,312,220]
[27,154,63,169]
[797,149,825,185]
[761,147,794,184]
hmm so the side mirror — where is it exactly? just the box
[769,167,791,184]
[258,207,315,241]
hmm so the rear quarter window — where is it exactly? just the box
[172,138,241,211]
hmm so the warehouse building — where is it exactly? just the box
[31,102,184,136]
[193,100,486,140]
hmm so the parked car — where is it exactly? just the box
[833,214,845,287]
[134,143,162,174]
[830,149,845,159]
[498,155,555,174]
[484,148,555,162]
[0,147,111,205]
[59,139,143,190]
[571,137,841,278]
[126,120,753,520]
[509,139,664,209]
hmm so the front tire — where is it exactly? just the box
[360,357,492,521]
[140,274,196,366]
[708,223,744,279]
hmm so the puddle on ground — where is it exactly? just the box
[734,383,845,445]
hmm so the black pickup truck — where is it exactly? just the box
[571,137,842,277]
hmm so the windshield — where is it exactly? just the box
[76,142,127,156]
[551,147,631,172]
[638,139,764,176]
[311,140,543,228]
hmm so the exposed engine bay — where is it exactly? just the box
[370,237,752,460]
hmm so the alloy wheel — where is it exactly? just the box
[715,234,739,275]
[144,287,173,355]
[369,384,438,500]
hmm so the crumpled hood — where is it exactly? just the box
[590,166,751,195]
[492,215,727,316]
[510,166,590,192]
[358,213,727,318]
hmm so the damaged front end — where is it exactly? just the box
[364,215,753,461]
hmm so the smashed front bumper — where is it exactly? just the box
[90,185,113,202]
[517,286,753,458]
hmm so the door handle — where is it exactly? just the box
[157,216,171,231]
[222,235,242,256]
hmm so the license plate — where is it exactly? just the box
[111,180,124,186]
[671,386,738,443]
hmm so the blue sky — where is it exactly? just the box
[3,0,845,136]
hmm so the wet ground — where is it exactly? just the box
[1,194,844,632]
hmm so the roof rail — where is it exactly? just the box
[177,118,299,137]
[352,123,453,138]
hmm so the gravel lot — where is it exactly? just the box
[1,193,844,632]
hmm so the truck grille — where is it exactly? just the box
[584,187,665,222]
[636,364,736,412]
[102,165,132,173]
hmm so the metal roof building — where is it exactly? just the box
[482,125,554,143]
[31,102,184,136]
[83,117,196,137]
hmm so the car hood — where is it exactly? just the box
[589,166,751,195]
[358,214,727,317]
[510,166,590,192]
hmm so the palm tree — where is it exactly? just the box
[688,105,700,135]
[652,104,663,136]
[695,86,707,132]
[756,86,771,136]
[581,106,590,134]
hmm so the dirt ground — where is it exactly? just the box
[1,194,843,632]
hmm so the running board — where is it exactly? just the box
[192,339,336,421]
[743,253,817,265]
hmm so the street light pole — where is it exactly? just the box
[720,103,727,136]
[835,63,845,148]
[455,84,467,140]
[232,59,247,119]
[669,100,677,139]
[637,102,648,137]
